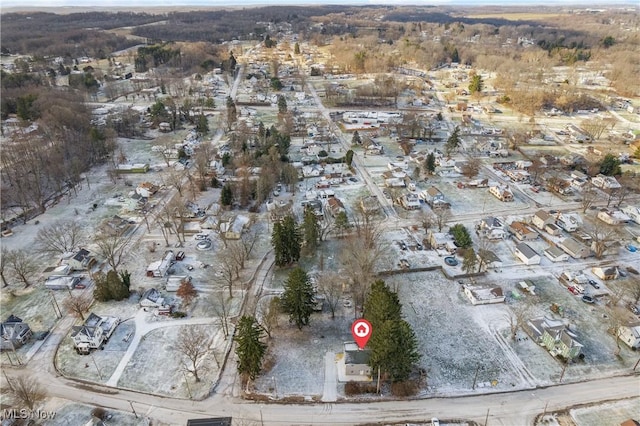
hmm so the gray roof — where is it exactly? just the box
[516,242,538,259]
[345,348,371,366]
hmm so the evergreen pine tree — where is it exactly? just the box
[280,267,315,329]
[235,315,266,380]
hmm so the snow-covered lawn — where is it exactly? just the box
[43,401,145,426]
[569,397,640,426]
[117,324,229,399]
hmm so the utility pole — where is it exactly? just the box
[129,401,138,418]
[472,364,480,390]
[634,356,640,371]
[559,359,568,383]
[90,353,103,380]
[50,290,62,318]
[484,408,490,426]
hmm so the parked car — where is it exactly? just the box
[74,283,86,289]
[568,286,580,295]
[399,241,407,251]
[431,418,440,426]
[194,233,210,240]
[588,279,600,289]
[176,251,185,261]
[581,295,595,304]
[416,242,423,250]
[349,177,358,182]
[629,303,640,315]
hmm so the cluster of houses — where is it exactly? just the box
[44,249,96,290]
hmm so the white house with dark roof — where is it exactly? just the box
[514,242,541,265]
[463,284,505,305]
[532,210,555,230]
[618,322,640,349]
[70,313,119,353]
[140,288,165,308]
[621,205,640,225]
[66,249,96,271]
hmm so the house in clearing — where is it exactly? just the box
[617,322,640,349]
[509,221,538,241]
[532,210,554,230]
[399,193,421,210]
[477,217,505,240]
[342,342,372,379]
[544,246,570,263]
[555,212,581,232]
[66,248,97,271]
[489,185,514,202]
[597,209,630,225]
[70,312,119,354]
[463,284,505,305]
[146,250,175,278]
[140,288,165,308]
[1,315,32,350]
[558,237,591,259]
[514,242,541,265]
[526,317,583,360]
[592,266,619,281]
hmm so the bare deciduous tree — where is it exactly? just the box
[461,157,482,179]
[34,220,85,257]
[172,326,210,382]
[63,292,93,321]
[433,207,452,232]
[260,296,280,339]
[7,375,46,410]
[584,221,617,259]
[581,183,599,213]
[6,249,38,288]
[94,231,133,274]
[318,272,343,320]
[0,247,9,287]
[340,234,389,311]
[211,291,232,339]
[506,301,531,341]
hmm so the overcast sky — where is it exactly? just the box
[2,0,636,9]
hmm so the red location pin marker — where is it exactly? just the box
[351,319,372,349]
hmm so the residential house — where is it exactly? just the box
[532,210,555,230]
[545,223,562,236]
[617,322,640,350]
[526,317,583,360]
[420,186,446,207]
[463,284,505,305]
[489,185,514,202]
[343,342,372,378]
[555,212,581,232]
[509,221,538,241]
[1,315,32,350]
[136,182,159,198]
[102,215,133,236]
[302,164,324,178]
[514,242,541,265]
[597,209,630,225]
[66,249,96,271]
[146,250,175,278]
[359,196,379,214]
[70,313,119,353]
[477,249,502,270]
[544,246,570,263]
[140,288,165,308]
[224,215,250,240]
[326,197,346,218]
[558,237,591,259]
[591,266,619,281]
[428,231,457,253]
[45,275,80,290]
[399,193,421,210]
[621,205,640,225]
[477,217,506,240]
[591,174,621,190]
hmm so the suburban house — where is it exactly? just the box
[428,231,457,253]
[463,284,505,305]
[102,215,134,236]
[146,250,175,278]
[66,249,97,271]
[71,313,120,354]
[544,223,562,236]
[621,205,640,225]
[526,317,583,360]
[509,221,538,241]
[597,209,630,225]
[544,246,570,263]
[591,266,619,281]
[45,275,81,290]
[532,210,555,230]
[223,215,250,240]
[489,185,514,202]
[514,242,541,265]
[420,186,446,207]
[135,182,159,198]
[399,193,421,210]
[326,197,346,218]
[342,342,372,379]
[1,315,32,350]
[477,249,502,270]
[558,237,591,259]
[555,212,581,232]
[591,174,621,190]
[617,322,640,350]
[359,196,379,214]
[477,217,506,240]
[140,288,165,308]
